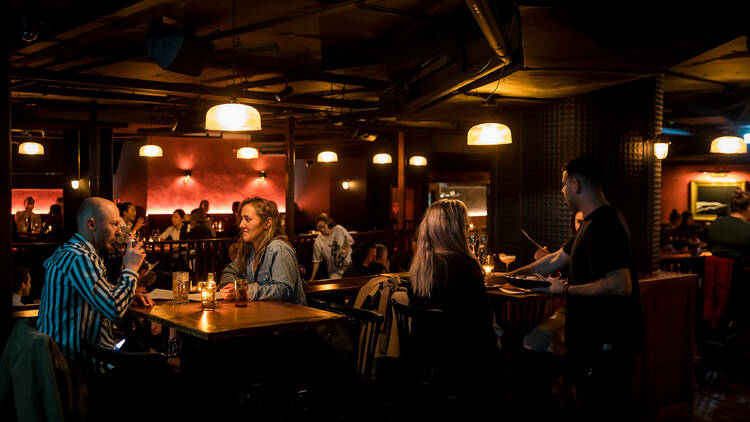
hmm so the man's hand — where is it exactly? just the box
[123,240,146,274]
[220,284,235,300]
[484,272,508,286]
[532,274,564,295]
[133,285,154,307]
[534,246,550,260]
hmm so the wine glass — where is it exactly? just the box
[499,253,516,272]
[481,255,495,275]
[469,234,477,255]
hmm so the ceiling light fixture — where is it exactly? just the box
[274,85,293,102]
[18,141,44,155]
[317,151,338,163]
[139,144,163,157]
[237,146,259,159]
[710,136,746,154]
[408,155,428,166]
[373,153,392,164]
[204,0,261,132]
[467,123,512,145]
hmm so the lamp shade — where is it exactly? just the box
[139,145,163,157]
[18,142,44,155]
[710,136,746,154]
[205,103,261,131]
[408,155,427,166]
[467,123,512,145]
[654,143,669,160]
[317,151,338,162]
[372,153,392,164]
[71,180,80,190]
[236,147,259,159]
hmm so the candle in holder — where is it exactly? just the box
[201,284,216,311]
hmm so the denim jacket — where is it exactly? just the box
[220,239,307,306]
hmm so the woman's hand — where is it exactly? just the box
[220,284,235,300]
[133,217,145,234]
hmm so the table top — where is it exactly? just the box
[305,272,408,295]
[128,300,346,341]
[660,251,711,260]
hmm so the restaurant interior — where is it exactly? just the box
[2,1,750,420]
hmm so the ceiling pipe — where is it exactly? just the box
[465,0,511,65]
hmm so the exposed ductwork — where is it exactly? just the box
[465,0,511,65]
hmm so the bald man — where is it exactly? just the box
[37,197,150,361]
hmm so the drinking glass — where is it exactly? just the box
[234,279,249,307]
[481,255,495,275]
[172,272,188,304]
[499,253,516,272]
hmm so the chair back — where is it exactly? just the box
[390,299,444,364]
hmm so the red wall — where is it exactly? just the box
[661,164,750,221]
[145,137,286,214]
[11,189,62,214]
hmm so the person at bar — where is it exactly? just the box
[308,214,354,281]
[487,155,641,417]
[37,197,150,361]
[343,243,384,277]
[12,266,32,306]
[706,188,750,259]
[15,196,42,234]
[219,197,306,305]
[41,203,65,241]
[408,199,499,406]
[181,208,214,239]
[159,209,185,241]
[118,202,144,240]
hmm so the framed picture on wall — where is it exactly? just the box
[689,179,747,221]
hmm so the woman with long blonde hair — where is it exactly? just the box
[219,197,306,305]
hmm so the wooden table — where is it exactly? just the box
[128,300,346,341]
[305,272,408,296]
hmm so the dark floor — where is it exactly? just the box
[693,370,750,421]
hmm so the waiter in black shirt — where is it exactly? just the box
[487,155,640,418]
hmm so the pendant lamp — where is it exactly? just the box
[372,153,392,164]
[710,136,746,154]
[467,123,512,145]
[18,142,44,155]
[408,155,427,166]
[237,146,259,159]
[317,151,338,163]
[139,145,163,157]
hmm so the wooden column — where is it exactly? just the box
[99,128,113,200]
[397,131,405,229]
[285,117,295,236]
[1,0,12,344]
[88,102,100,196]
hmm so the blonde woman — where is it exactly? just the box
[219,197,306,305]
[408,199,498,398]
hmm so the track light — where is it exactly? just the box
[274,86,293,102]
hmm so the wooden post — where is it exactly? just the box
[397,131,405,229]
[285,117,296,236]
[88,102,100,196]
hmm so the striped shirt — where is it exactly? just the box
[37,233,138,361]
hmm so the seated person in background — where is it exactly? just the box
[225,201,241,239]
[344,243,385,277]
[308,214,354,281]
[707,189,750,260]
[408,199,499,401]
[181,208,214,239]
[374,243,390,272]
[159,209,185,241]
[117,202,145,242]
[534,210,584,260]
[219,197,306,305]
[37,197,148,361]
[41,203,65,241]
[15,196,42,234]
[668,209,680,229]
[12,266,32,306]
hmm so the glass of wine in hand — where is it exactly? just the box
[499,253,516,272]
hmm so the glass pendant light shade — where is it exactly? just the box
[139,145,163,157]
[205,103,261,131]
[18,142,44,155]
[467,123,512,145]
[236,147,259,159]
[317,151,338,162]
[710,136,746,154]
[408,155,427,166]
[654,142,669,159]
[71,180,80,190]
[372,153,392,164]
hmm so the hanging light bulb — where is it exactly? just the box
[205,103,262,131]
[237,146,259,159]
[71,179,80,190]
[317,151,338,163]
[139,145,163,157]
[408,155,427,166]
[710,136,746,154]
[18,142,44,155]
[372,153,392,164]
[467,123,512,145]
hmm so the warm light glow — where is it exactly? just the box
[317,151,338,163]
[408,155,427,166]
[18,142,44,155]
[146,206,286,215]
[372,153,392,164]
[71,180,80,190]
[342,180,352,190]
[139,145,163,157]
[467,123,512,145]
[654,143,669,160]
[236,147,259,159]
[205,103,261,131]
[710,136,746,154]
[468,212,488,217]
[745,133,750,144]
[696,172,738,183]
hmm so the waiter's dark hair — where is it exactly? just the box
[563,155,605,188]
[731,189,750,213]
